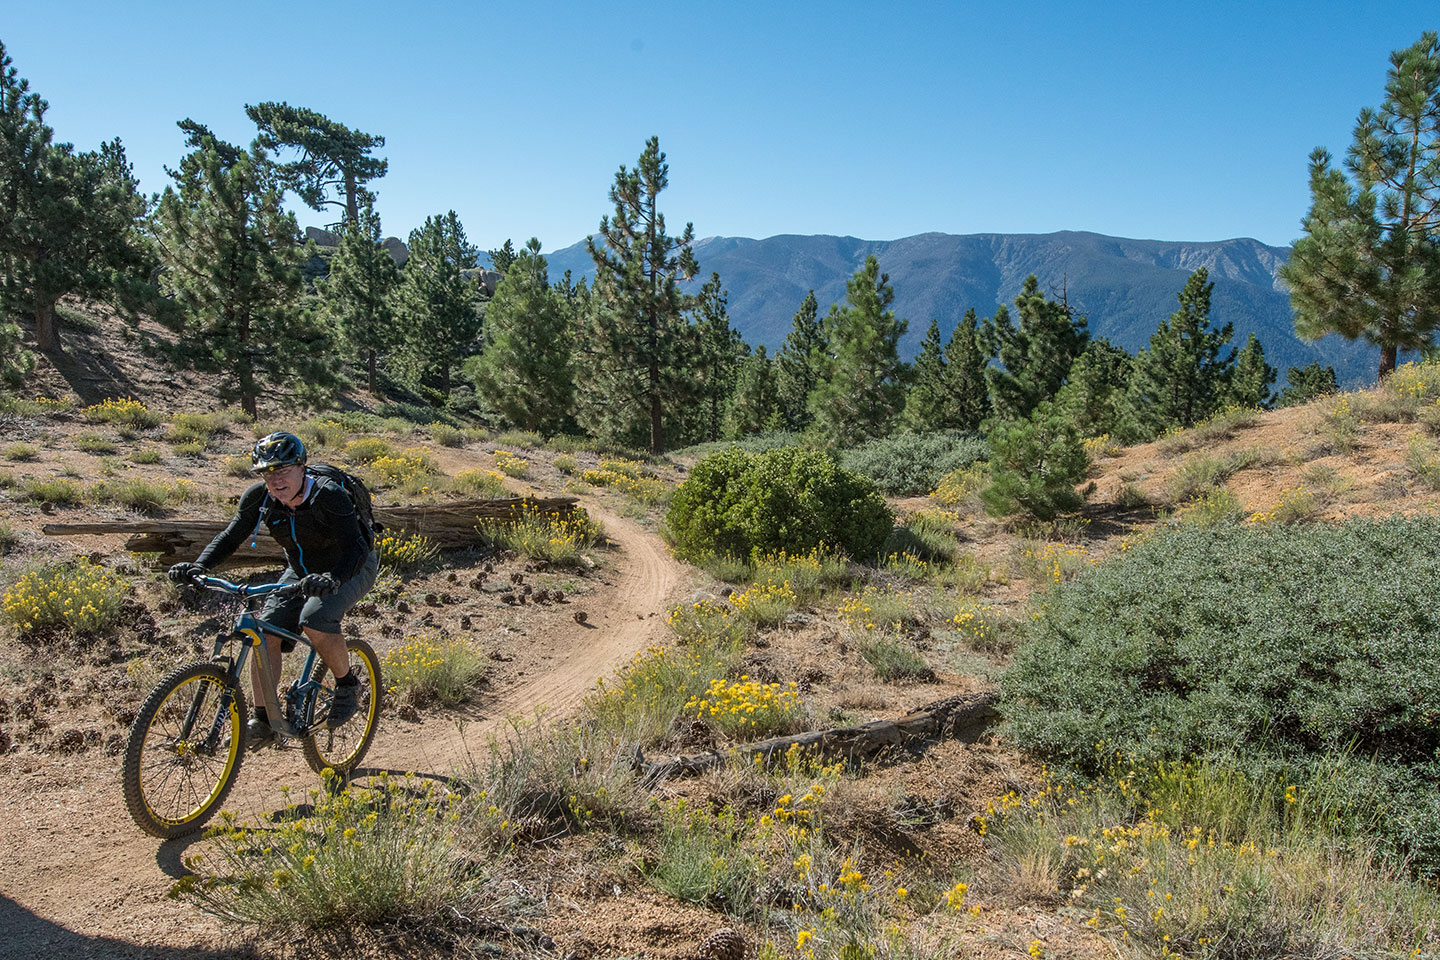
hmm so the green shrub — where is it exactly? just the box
[222,455,251,476]
[428,422,466,447]
[3,443,38,461]
[840,430,987,496]
[20,477,83,505]
[1406,435,1440,491]
[375,532,438,574]
[665,447,892,563]
[1001,519,1440,876]
[981,403,1089,521]
[1166,452,1240,503]
[0,522,19,553]
[583,637,742,746]
[342,436,396,464]
[91,478,199,514]
[1175,487,1245,526]
[553,453,578,474]
[452,468,507,498]
[859,633,932,681]
[74,432,117,454]
[294,418,349,449]
[168,411,230,447]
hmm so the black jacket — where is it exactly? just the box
[196,475,370,581]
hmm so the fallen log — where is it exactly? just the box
[638,691,1000,786]
[42,495,578,568]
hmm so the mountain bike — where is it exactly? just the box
[121,574,382,839]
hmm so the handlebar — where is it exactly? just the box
[189,574,304,599]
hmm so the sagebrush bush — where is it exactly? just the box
[85,397,162,429]
[90,478,199,514]
[74,432,117,454]
[2,561,128,635]
[664,447,891,563]
[477,506,605,566]
[931,462,988,510]
[452,468,508,497]
[839,430,987,495]
[1001,518,1440,875]
[3,443,38,461]
[686,677,804,739]
[174,771,488,928]
[376,532,438,573]
[381,635,485,707]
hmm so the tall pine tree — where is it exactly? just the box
[319,200,398,394]
[775,290,825,430]
[468,237,573,434]
[724,344,782,438]
[154,124,336,417]
[393,210,482,398]
[1055,337,1131,437]
[1122,268,1234,439]
[0,42,151,354]
[582,136,698,454]
[809,256,908,445]
[1278,33,1440,380]
[1229,332,1276,409]
[686,272,746,444]
[946,307,991,430]
[903,318,950,430]
[984,275,1088,421]
[245,102,386,225]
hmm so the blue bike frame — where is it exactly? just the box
[198,575,329,740]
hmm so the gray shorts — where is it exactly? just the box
[260,551,379,647]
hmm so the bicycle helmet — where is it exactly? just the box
[250,431,307,473]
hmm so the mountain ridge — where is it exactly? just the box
[540,229,1377,386]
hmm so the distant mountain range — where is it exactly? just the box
[541,230,1383,387]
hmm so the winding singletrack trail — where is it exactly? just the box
[0,502,685,957]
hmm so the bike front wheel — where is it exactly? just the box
[122,661,247,839]
[301,638,382,776]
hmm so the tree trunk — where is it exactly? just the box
[34,298,60,353]
[344,169,358,224]
[367,348,377,394]
[649,372,664,454]
[1379,344,1398,380]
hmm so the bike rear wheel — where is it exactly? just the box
[301,638,381,776]
[122,661,247,839]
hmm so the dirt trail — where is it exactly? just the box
[0,501,685,957]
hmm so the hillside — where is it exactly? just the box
[2,308,1438,958]
[542,229,1377,385]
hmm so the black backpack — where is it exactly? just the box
[307,463,383,547]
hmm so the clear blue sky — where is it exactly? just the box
[5,2,1436,253]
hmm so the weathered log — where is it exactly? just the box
[639,691,1000,786]
[41,495,579,568]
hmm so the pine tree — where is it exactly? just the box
[1122,268,1235,440]
[0,42,151,354]
[1229,332,1276,409]
[775,290,825,430]
[984,275,1088,420]
[903,318,950,430]
[946,307,991,430]
[319,200,398,394]
[1278,33,1440,380]
[1277,362,1339,407]
[154,125,336,418]
[809,256,908,445]
[393,210,482,398]
[687,272,746,444]
[245,102,386,224]
[582,136,698,454]
[1055,337,1131,437]
[724,344,782,438]
[980,400,1090,521]
[487,239,517,274]
[468,237,573,434]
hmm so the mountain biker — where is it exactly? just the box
[167,431,379,746]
